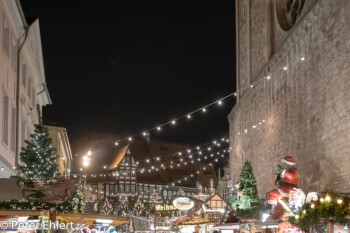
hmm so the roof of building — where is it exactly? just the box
[71,133,216,187]
[108,145,129,170]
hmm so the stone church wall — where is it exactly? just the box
[229,0,350,198]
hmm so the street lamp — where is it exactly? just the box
[82,152,91,212]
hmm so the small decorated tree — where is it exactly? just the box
[17,107,59,185]
[72,182,84,212]
[239,160,259,208]
[228,160,260,219]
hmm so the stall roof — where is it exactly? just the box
[0,210,129,227]
[56,213,129,226]
[0,210,48,216]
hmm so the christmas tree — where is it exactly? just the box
[228,160,260,219]
[72,182,84,212]
[238,160,259,208]
[229,160,259,210]
[17,106,59,185]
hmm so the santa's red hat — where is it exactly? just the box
[282,156,295,165]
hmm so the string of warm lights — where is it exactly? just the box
[114,27,343,147]
[111,135,230,166]
[72,147,229,183]
[164,152,229,187]
[75,114,266,173]
[137,147,230,173]
[73,146,229,177]
[109,115,267,167]
[114,92,235,146]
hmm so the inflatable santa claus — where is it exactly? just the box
[266,156,298,204]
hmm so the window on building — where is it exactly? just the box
[163,189,167,198]
[27,77,32,98]
[10,106,16,152]
[223,189,228,200]
[3,94,9,145]
[109,184,114,194]
[3,20,10,57]
[115,184,118,193]
[119,183,124,193]
[168,190,172,197]
[91,184,98,194]
[138,185,143,193]
[131,184,136,193]
[22,63,27,87]
[125,183,130,193]
[126,155,131,164]
[11,40,17,72]
[144,185,148,192]
[126,169,131,177]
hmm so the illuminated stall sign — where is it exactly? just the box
[173,197,194,211]
[155,204,176,211]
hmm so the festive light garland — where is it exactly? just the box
[288,192,350,231]
[71,148,228,190]
[113,25,348,148]
[112,135,230,166]
[72,146,228,177]
[113,92,236,145]
[137,147,230,174]
[76,114,266,171]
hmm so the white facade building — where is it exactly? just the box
[0,0,51,177]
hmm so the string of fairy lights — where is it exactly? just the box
[114,135,230,166]
[72,145,229,183]
[112,24,349,148]
[73,148,228,198]
[138,147,230,172]
[73,147,228,176]
[72,114,267,177]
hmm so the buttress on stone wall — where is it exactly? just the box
[228,0,350,199]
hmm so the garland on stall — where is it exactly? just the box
[288,192,350,231]
[0,199,73,213]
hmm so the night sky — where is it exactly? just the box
[20,0,236,146]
